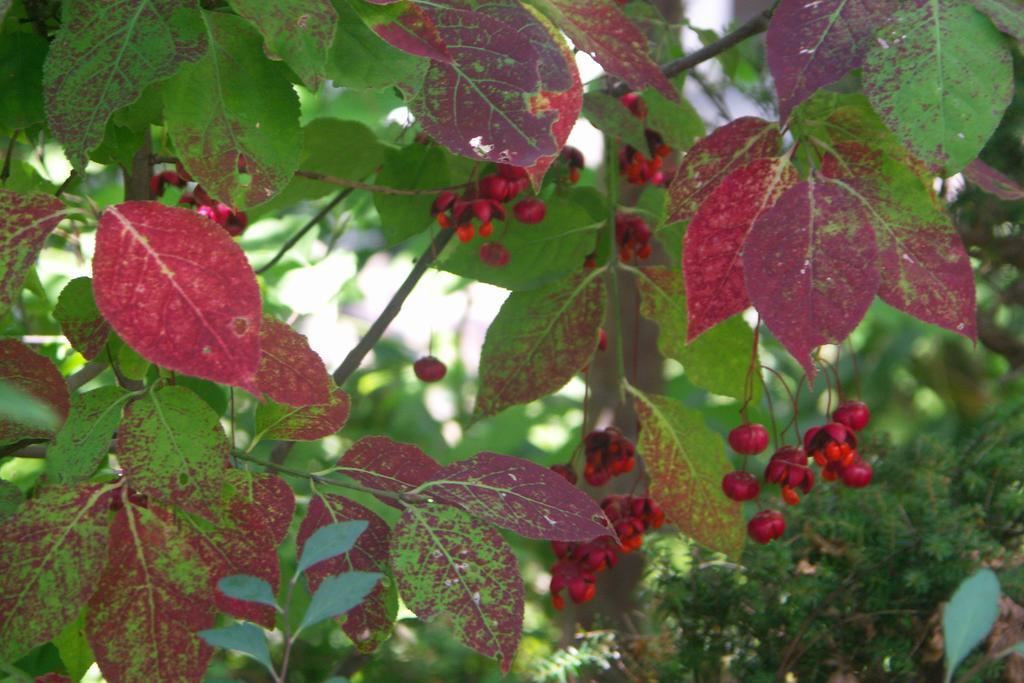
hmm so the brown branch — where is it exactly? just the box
[67,361,108,391]
[294,169,469,196]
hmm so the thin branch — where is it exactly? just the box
[1,132,17,184]
[255,189,354,274]
[0,443,47,459]
[294,169,469,196]
[67,361,108,391]
[331,227,455,387]
[608,7,775,97]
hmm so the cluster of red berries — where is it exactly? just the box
[618,93,672,186]
[150,163,248,236]
[615,212,653,262]
[720,400,874,544]
[431,164,545,244]
[582,426,636,486]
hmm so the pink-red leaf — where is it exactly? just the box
[335,435,441,509]
[0,338,69,443]
[53,277,110,360]
[963,159,1024,201]
[390,504,523,671]
[547,0,676,100]
[297,493,397,652]
[683,157,798,340]
[667,117,781,223]
[359,2,451,62]
[87,501,215,683]
[254,315,331,407]
[420,452,614,541]
[767,0,902,122]
[254,387,350,441]
[0,483,116,662]
[743,179,880,376]
[0,190,65,313]
[93,202,261,390]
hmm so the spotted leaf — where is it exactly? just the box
[47,386,130,485]
[334,435,441,509]
[254,316,331,407]
[0,190,66,315]
[0,339,69,444]
[254,387,350,441]
[53,277,110,361]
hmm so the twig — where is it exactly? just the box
[294,169,468,196]
[67,361,108,391]
[1,132,17,183]
[255,189,353,274]
[331,227,455,387]
[54,170,78,197]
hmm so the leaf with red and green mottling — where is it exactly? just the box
[117,385,229,518]
[667,118,781,223]
[86,501,215,683]
[254,316,331,407]
[635,267,756,401]
[35,674,72,683]
[47,386,130,485]
[419,452,613,541]
[164,10,302,208]
[964,159,1024,201]
[822,149,976,339]
[254,387,350,441]
[0,190,65,315]
[682,157,798,341]
[335,435,441,508]
[390,504,523,671]
[0,479,24,519]
[93,202,262,390]
[408,6,557,167]
[354,0,450,62]
[766,0,905,122]
[541,0,676,100]
[743,179,880,377]
[0,339,69,444]
[969,0,1024,42]
[227,0,337,90]
[53,278,110,360]
[474,270,605,419]
[0,483,117,662]
[188,470,294,627]
[297,493,397,652]
[582,91,649,152]
[630,389,744,558]
[41,0,206,169]
[863,1,1013,174]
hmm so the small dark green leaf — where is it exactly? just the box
[943,568,1001,682]
[300,571,382,630]
[199,623,273,674]
[216,575,279,609]
[296,520,368,574]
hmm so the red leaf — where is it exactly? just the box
[93,202,261,390]
[409,7,558,167]
[53,277,110,360]
[254,315,331,407]
[0,483,116,662]
[684,157,798,341]
[87,501,215,683]
[667,117,781,223]
[547,0,676,100]
[335,435,441,509]
[0,338,69,443]
[420,452,614,541]
[366,3,451,62]
[390,505,523,672]
[767,0,902,121]
[0,190,65,313]
[254,386,350,441]
[189,470,294,627]
[742,179,880,377]
[963,159,1024,201]
[297,493,396,652]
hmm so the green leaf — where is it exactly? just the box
[297,520,369,574]
[300,571,382,630]
[474,270,606,419]
[374,143,452,246]
[943,568,1001,682]
[582,91,649,152]
[0,379,60,433]
[116,385,229,518]
[640,87,704,151]
[325,0,427,91]
[0,478,24,520]
[216,575,279,609]
[52,611,94,683]
[164,10,302,209]
[227,0,337,90]
[863,1,1013,174]
[47,386,130,485]
[437,188,602,290]
[53,277,111,361]
[969,0,1024,43]
[634,266,756,400]
[41,0,207,169]
[629,388,745,558]
[0,31,47,129]
[199,623,274,674]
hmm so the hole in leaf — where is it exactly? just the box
[232,317,249,336]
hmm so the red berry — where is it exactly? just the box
[513,198,546,224]
[497,164,528,181]
[747,509,786,544]
[833,400,871,431]
[478,221,494,238]
[472,199,492,223]
[432,190,457,214]
[413,356,446,382]
[840,458,873,488]
[597,329,607,351]
[728,423,770,455]
[478,175,509,202]
[479,242,510,267]
[722,471,760,501]
[456,225,475,243]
